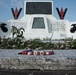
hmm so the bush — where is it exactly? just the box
[0,26,76,49]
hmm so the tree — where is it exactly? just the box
[11,26,25,49]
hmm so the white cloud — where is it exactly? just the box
[0,0,24,8]
[24,0,52,1]
[11,0,23,8]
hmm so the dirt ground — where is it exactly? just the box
[0,69,76,75]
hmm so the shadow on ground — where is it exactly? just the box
[0,69,76,75]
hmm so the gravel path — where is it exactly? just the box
[0,49,76,58]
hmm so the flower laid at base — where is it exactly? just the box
[18,49,54,55]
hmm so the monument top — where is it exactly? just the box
[24,1,53,15]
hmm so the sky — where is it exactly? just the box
[0,0,76,22]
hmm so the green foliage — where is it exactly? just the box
[0,26,25,49]
[0,26,76,49]
[70,39,76,49]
